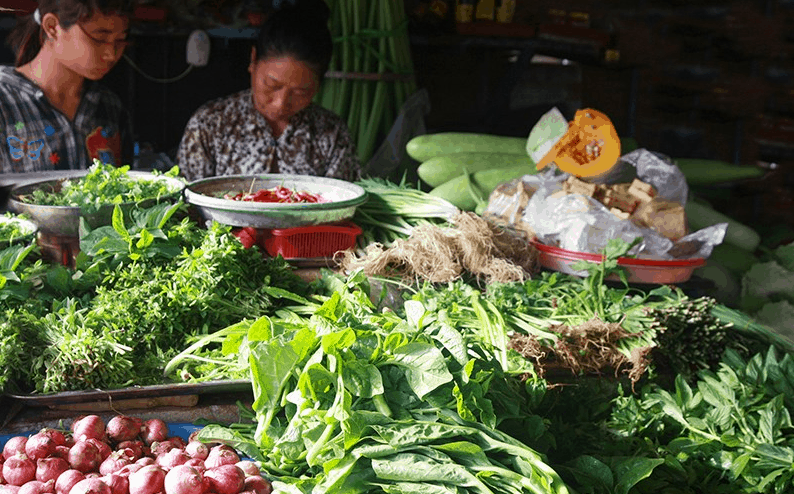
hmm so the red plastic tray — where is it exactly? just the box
[263,221,361,259]
[531,239,706,284]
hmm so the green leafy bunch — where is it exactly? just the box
[605,347,794,493]
[21,161,182,213]
[649,297,736,381]
[194,271,567,493]
[1,201,308,393]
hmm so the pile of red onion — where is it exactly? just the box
[0,415,272,494]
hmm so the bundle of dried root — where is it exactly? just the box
[509,318,651,387]
[337,212,538,284]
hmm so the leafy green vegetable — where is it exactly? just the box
[19,161,182,214]
[755,301,794,343]
[606,347,794,493]
[0,201,310,394]
[0,214,35,244]
[353,177,458,248]
[194,271,567,493]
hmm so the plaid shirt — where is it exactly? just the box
[0,66,133,173]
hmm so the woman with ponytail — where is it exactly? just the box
[1,0,134,173]
[177,0,362,183]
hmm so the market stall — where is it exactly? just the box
[1,102,793,494]
[4,0,794,489]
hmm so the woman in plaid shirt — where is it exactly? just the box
[1,0,134,173]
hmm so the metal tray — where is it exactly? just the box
[185,174,368,229]
[5,379,251,407]
[8,172,186,236]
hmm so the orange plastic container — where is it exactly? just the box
[263,222,362,259]
[531,239,705,284]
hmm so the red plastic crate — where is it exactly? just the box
[263,221,362,259]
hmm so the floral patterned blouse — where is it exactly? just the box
[176,89,362,183]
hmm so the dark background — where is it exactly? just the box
[2,0,794,227]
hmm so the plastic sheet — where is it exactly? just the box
[484,149,727,260]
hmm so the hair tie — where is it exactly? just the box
[33,8,42,25]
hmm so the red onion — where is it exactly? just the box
[106,417,142,445]
[98,474,128,494]
[3,454,36,486]
[148,442,176,458]
[98,450,133,476]
[3,438,27,461]
[55,470,85,494]
[114,464,142,478]
[0,485,21,494]
[203,448,239,470]
[68,442,102,474]
[182,460,205,476]
[163,465,204,494]
[156,449,190,470]
[139,421,168,447]
[18,480,54,494]
[233,462,258,478]
[116,442,146,462]
[242,476,270,494]
[127,465,165,494]
[133,458,154,468]
[26,433,57,462]
[51,447,71,461]
[68,477,111,494]
[70,417,106,443]
[36,458,70,484]
[202,466,245,494]
[38,430,66,448]
[183,443,208,462]
[83,441,109,463]
[167,438,185,451]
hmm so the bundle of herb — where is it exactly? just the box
[649,296,739,382]
[603,347,794,493]
[19,161,183,214]
[0,201,311,393]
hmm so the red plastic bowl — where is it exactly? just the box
[531,239,706,284]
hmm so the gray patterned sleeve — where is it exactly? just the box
[323,121,363,182]
[176,109,217,182]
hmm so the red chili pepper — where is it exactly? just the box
[228,186,322,203]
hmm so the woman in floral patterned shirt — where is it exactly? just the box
[177,0,362,183]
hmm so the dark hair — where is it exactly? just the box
[254,0,333,80]
[7,0,134,67]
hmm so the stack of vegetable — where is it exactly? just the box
[408,132,538,212]
[0,201,310,394]
[171,255,794,493]
[0,413,273,494]
[318,0,417,164]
